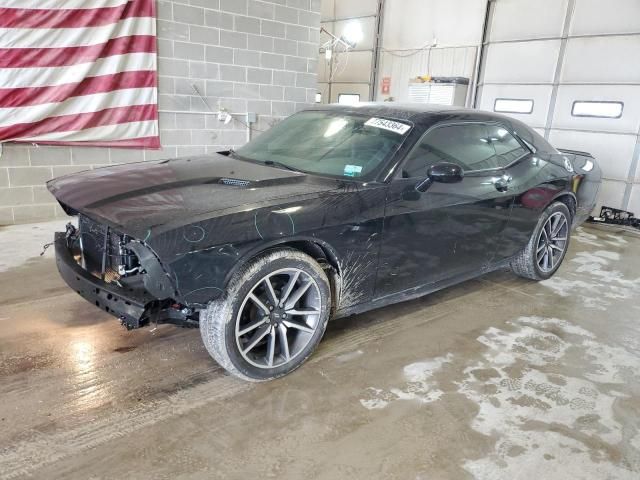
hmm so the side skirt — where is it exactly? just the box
[333,258,514,319]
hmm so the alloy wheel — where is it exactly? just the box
[536,212,569,273]
[235,268,322,369]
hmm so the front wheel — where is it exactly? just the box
[510,201,572,281]
[200,249,331,381]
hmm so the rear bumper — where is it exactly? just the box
[54,232,154,326]
[575,204,594,226]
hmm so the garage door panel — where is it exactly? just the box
[478,84,552,128]
[334,0,378,19]
[327,17,376,50]
[331,51,372,83]
[329,83,370,103]
[483,41,561,84]
[549,129,636,181]
[562,36,640,84]
[571,0,640,36]
[317,83,329,102]
[489,0,567,42]
[594,179,626,212]
[383,0,486,50]
[551,85,640,134]
[322,0,378,20]
[317,54,329,82]
[628,185,640,214]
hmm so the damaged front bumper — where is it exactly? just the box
[54,231,155,327]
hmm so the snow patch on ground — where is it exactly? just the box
[605,233,628,247]
[335,350,364,363]
[359,354,452,410]
[593,250,620,261]
[0,220,70,273]
[541,250,640,310]
[572,227,604,247]
[460,316,640,479]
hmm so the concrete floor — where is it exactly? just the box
[1,222,639,480]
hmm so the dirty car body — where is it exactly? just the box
[48,104,601,333]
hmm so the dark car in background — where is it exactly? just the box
[47,104,601,381]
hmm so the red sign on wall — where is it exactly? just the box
[381,77,391,95]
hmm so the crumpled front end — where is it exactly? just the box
[55,216,197,329]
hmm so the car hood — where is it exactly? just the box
[47,153,340,237]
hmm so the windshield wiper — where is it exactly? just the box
[263,160,301,172]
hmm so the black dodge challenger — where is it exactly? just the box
[48,104,601,381]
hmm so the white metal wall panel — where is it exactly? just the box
[489,0,567,42]
[570,0,640,36]
[549,130,637,182]
[552,85,640,135]
[478,84,553,128]
[430,47,477,78]
[561,36,640,84]
[377,46,477,102]
[483,41,561,84]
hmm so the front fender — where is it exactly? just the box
[149,185,387,308]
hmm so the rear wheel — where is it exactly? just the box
[200,249,331,381]
[510,201,571,281]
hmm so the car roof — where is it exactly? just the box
[306,102,494,124]
[303,102,556,154]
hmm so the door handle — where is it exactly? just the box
[494,175,512,192]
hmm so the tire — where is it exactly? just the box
[200,248,331,381]
[510,201,572,281]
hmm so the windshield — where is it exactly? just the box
[234,111,411,179]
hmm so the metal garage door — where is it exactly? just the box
[317,0,381,103]
[476,0,640,213]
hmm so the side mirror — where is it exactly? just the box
[415,162,464,192]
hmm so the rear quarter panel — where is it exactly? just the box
[501,153,574,258]
[559,150,602,224]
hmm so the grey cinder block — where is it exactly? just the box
[261,53,285,69]
[247,67,273,84]
[220,64,247,82]
[220,30,248,49]
[173,4,205,26]
[220,0,248,15]
[30,147,71,166]
[0,187,33,206]
[235,16,261,35]
[71,147,110,165]
[261,20,286,38]
[8,167,51,187]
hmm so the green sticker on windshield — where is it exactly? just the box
[344,165,363,177]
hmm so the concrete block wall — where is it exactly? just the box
[0,0,321,225]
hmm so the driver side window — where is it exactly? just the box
[402,123,527,178]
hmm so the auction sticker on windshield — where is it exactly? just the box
[364,117,411,135]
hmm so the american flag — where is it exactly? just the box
[0,0,160,148]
